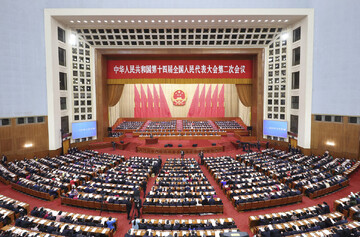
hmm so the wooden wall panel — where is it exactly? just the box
[0,117,49,161]
[311,116,360,159]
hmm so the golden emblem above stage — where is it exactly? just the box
[172,89,187,106]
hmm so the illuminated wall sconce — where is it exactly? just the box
[24,143,33,148]
[325,141,335,146]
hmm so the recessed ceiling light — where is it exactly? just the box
[271,20,275,22]
[124,20,128,23]
[111,20,114,23]
[83,20,88,23]
[224,20,228,23]
[131,20,135,23]
[151,20,155,23]
[171,20,175,23]
[258,20,261,22]
[178,20,182,23]
[211,20,215,23]
[157,20,161,23]
[70,20,74,23]
[231,20,235,23]
[138,20,142,23]
[244,20,248,22]
[238,20,241,22]
[205,20,208,23]
[191,20,195,22]
[264,20,268,22]
[77,20,81,23]
[145,20,148,23]
[165,20,168,23]
[251,20,255,22]
[278,20,282,22]
[184,20,188,23]
[117,20,121,23]
[97,20,101,23]
[198,20,201,23]
[24,143,33,148]
[90,20,94,23]
[104,20,108,23]
[284,19,288,22]
[218,20,222,22]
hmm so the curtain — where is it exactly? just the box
[236,84,252,107]
[108,84,124,107]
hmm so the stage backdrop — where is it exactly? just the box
[109,84,250,126]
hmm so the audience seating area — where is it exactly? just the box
[334,192,360,218]
[116,121,144,130]
[204,155,302,211]
[143,158,223,214]
[127,217,239,237]
[214,120,243,130]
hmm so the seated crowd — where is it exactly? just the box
[116,121,144,130]
[214,120,243,130]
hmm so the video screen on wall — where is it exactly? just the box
[263,120,288,138]
[72,121,97,139]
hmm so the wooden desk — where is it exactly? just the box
[145,137,158,144]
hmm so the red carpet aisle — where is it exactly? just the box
[0,147,359,236]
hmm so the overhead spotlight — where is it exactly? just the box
[151,20,155,23]
[224,20,228,22]
[24,143,33,148]
[83,20,88,23]
[111,20,114,23]
[251,20,255,22]
[97,20,101,23]
[218,20,222,22]
[77,20,81,23]
[178,20,181,22]
[258,20,262,22]
[204,20,208,23]
[244,20,248,22]
[284,19,288,22]
[191,20,195,22]
[70,20,74,23]
[238,20,241,22]
[145,20,148,23]
[164,20,168,23]
[326,141,335,146]
[131,20,135,23]
[104,20,108,23]
[264,20,268,22]
[281,33,289,40]
[138,20,142,23]
[198,20,201,22]
[278,20,282,22]
[211,20,215,23]
[171,20,175,23]
[117,20,121,23]
[125,20,128,23]
[184,20,188,23]
[158,20,161,23]
[231,20,235,22]
[90,20,94,23]
[271,20,275,22]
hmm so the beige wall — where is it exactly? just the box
[109,84,247,126]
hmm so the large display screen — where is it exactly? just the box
[263,120,288,138]
[72,121,97,139]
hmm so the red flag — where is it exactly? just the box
[134,85,141,118]
[140,85,148,118]
[159,84,171,117]
[198,85,206,117]
[187,84,199,117]
[211,85,219,117]
[147,85,154,117]
[218,84,225,117]
[153,85,160,118]
[205,85,212,117]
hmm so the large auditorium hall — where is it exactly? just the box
[0,1,359,237]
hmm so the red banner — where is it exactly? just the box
[107,60,252,79]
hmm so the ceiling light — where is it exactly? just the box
[104,20,108,23]
[251,20,255,22]
[151,20,155,23]
[184,20,188,23]
[138,20,142,23]
[258,20,262,22]
[198,20,201,23]
[111,20,114,23]
[117,20,121,23]
[231,20,235,23]
[224,20,228,23]
[158,20,161,23]
[244,20,248,22]
[281,33,289,40]
[204,20,208,23]
[326,141,335,146]
[238,20,241,22]
[83,20,88,23]
[97,20,101,23]
[171,20,175,23]
[278,20,282,22]
[271,20,275,22]
[191,20,195,23]
[70,20,74,23]
[90,20,94,23]
[145,20,148,23]
[264,20,268,22]
[178,20,181,22]
[125,20,128,23]
[77,20,81,23]
[131,20,135,23]
[284,19,288,22]
[165,20,168,23]
[211,20,215,23]
[218,20,222,22]
[24,143,33,148]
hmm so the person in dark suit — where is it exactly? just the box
[135,198,142,218]
[1,154,7,164]
[141,180,147,198]
[111,142,116,150]
[126,199,133,220]
[180,150,185,159]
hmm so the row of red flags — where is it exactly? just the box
[133,84,225,118]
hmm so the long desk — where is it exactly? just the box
[145,137,158,144]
